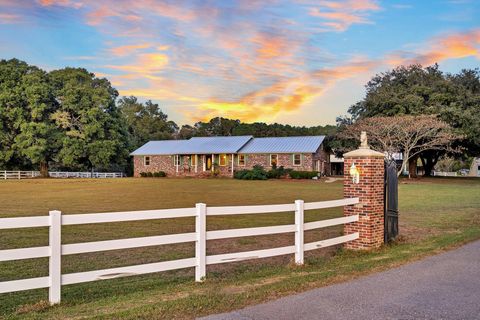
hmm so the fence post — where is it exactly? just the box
[195,203,206,282]
[49,210,62,305]
[18,171,20,180]
[3,170,5,180]
[295,199,304,265]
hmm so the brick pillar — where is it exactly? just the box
[343,137,385,250]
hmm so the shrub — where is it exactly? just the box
[152,171,167,177]
[234,165,268,180]
[234,169,249,179]
[146,172,154,177]
[267,166,292,179]
[140,172,147,177]
[289,171,318,179]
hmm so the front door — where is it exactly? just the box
[205,155,213,171]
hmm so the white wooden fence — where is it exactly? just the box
[0,171,124,179]
[0,171,41,179]
[0,197,359,304]
[433,171,458,177]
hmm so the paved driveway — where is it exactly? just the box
[201,240,480,320]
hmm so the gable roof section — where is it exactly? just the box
[130,136,253,155]
[130,140,186,156]
[187,136,253,154]
[238,136,325,154]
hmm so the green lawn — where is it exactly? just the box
[0,177,479,319]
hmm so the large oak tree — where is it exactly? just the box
[346,64,480,176]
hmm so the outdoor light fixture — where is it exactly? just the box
[350,163,360,184]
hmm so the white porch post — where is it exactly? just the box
[211,154,214,172]
[202,155,206,172]
[231,153,234,175]
[195,155,198,173]
[176,155,179,174]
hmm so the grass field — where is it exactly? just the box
[0,177,479,319]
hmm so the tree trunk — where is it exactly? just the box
[40,161,49,178]
[421,151,441,177]
[398,151,409,177]
[408,155,418,178]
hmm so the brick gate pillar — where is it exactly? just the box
[343,132,385,250]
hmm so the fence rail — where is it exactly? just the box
[0,171,124,179]
[0,197,359,304]
[433,171,458,177]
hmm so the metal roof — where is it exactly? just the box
[130,136,253,155]
[186,136,253,154]
[130,140,186,156]
[238,136,325,154]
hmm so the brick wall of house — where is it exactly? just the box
[239,153,314,171]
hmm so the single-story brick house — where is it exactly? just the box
[131,135,330,177]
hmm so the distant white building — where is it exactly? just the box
[468,157,480,177]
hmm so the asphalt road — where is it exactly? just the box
[201,240,480,320]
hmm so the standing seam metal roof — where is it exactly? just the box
[130,135,325,156]
[238,136,325,154]
[130,136,253,155]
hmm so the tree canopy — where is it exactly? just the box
[347,64,480,157]
[0,59,336,174]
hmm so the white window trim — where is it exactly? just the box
[270,154,278,167]
[238,154,246,166]
[219,154,227,166]
[144,156,151,166]
[293,154,302,166]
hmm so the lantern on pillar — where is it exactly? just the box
[349,163,360,184]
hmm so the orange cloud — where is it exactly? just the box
[37,0,83,9]
[106,52,169,75]
[386,29,480,66]
[108,43,152,56]
[82,1,195,26]
[309,0,380,31]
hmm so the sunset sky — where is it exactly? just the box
[1,0,479,126]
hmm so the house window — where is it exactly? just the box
[238,154,246,166]
[270,154,278,167]
[191,155,196,166]
[144,156,151,166]
[174,155,181,166]
[293,154,302,166]
[219,154,227,166]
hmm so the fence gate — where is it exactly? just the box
[384,160,399,242]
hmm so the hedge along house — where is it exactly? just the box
[131,135,329,177]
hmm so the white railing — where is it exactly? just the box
[48,172,124,178]
[0,197,359,305]
[0,171,41,179]
[0,171,124,179]
[433,171,458,177]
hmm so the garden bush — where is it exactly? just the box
[234,165,268,180]
[146,172,154,177]
[267,166,292,179]
[153,171,167,177]
[289,171,318,179]
[140,172,148,177]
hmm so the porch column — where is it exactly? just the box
[195,155,198,173]
[211,154,214,172]
[231,154,234,176]
[202,155,206,172]
[176,155,179,174]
